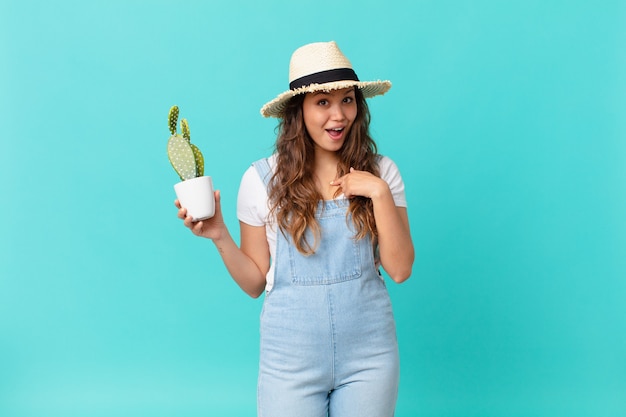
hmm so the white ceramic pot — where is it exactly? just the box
[174,176,215,221]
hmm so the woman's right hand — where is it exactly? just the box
[175,190,226,241]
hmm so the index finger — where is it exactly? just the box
[331,167,357,186]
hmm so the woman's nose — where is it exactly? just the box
[330,104,346,121]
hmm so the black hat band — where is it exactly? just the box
[289,68,359,90]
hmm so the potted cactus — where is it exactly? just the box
[167,105,215,221]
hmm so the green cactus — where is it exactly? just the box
[168,106,179,135]
[181,118,190,141]
[190,143,204,176]
[166,105,205,181]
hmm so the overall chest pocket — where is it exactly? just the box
[287,212,363,286]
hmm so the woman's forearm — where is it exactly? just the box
[371,190,414,283]
[212,228,267,298]
[213,228,265,298]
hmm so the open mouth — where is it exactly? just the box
[326,127,344,140]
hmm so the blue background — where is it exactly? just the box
[1,1,625,416]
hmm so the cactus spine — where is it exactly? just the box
[167,105,205,181]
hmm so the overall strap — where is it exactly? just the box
[252,157,272,189]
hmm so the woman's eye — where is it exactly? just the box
[344,96,354,103]
[317,99,328,106]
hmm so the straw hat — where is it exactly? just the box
[260,41,392,118]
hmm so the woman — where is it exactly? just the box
[177,41,414,417]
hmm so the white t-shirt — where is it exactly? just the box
[237,154,407,292]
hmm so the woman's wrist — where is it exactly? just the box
[369,178,392,202]
[209,224,230,244]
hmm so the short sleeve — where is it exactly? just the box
[378,156,407,208]
[237,165,269,226]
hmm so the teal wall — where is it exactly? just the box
[1,1,625,416]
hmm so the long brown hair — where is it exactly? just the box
[268,88,380,255]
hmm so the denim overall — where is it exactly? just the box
[253,158,399,417]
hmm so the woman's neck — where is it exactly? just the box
[313,150,341,199]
